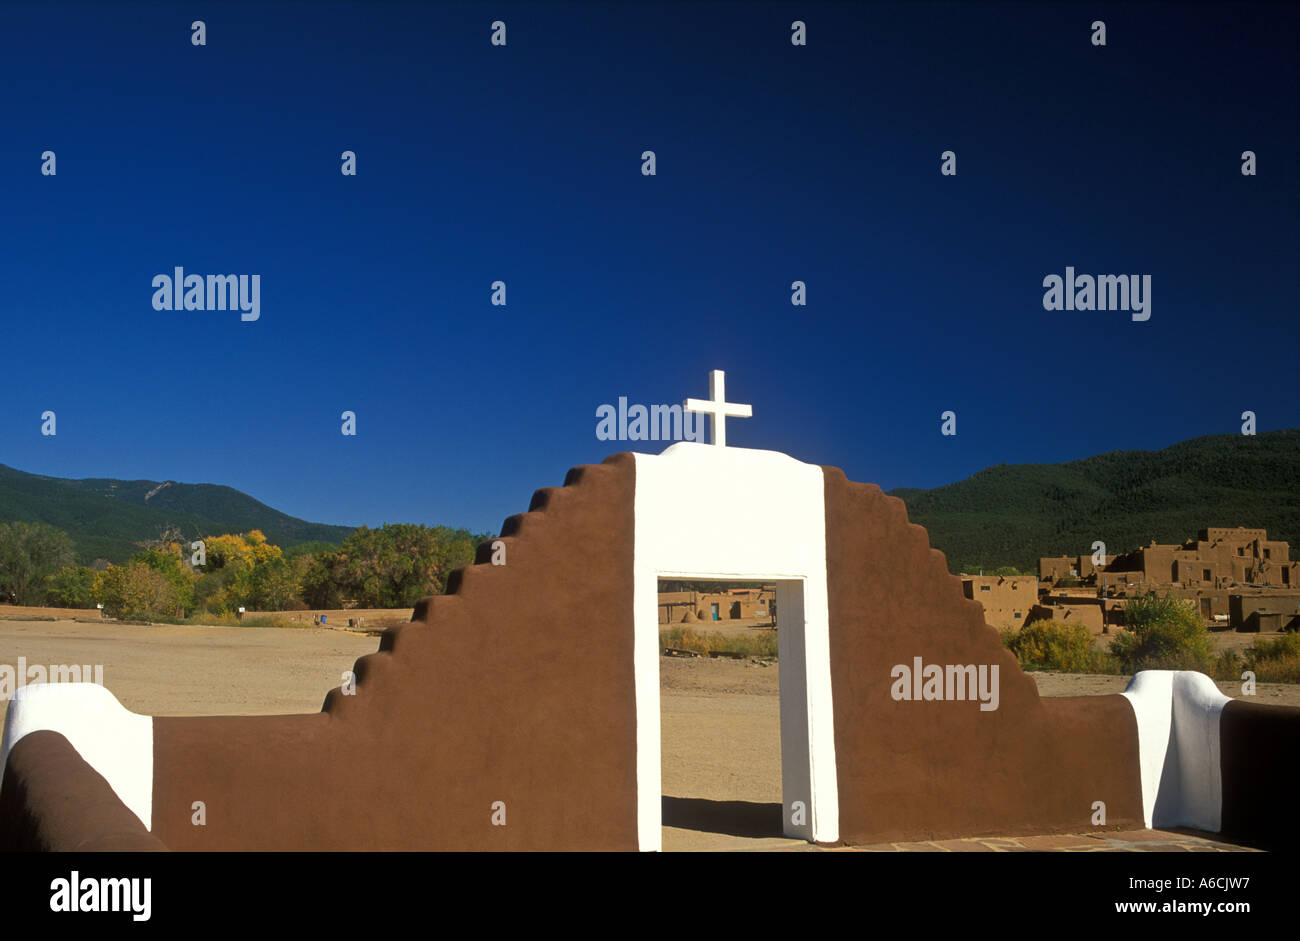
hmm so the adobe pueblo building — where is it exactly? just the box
[1038,527,1300,632]
[658,586,774,624]
[2,372,1297,851]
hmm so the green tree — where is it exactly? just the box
[194,564,239,613]
[44,566,98,608]
[93,562,186,620]
[283,540,340,562]
[244,555,308,611]
[301,524,481,609]
[300,551,343,608]
[132,545,198,617]
[194,530,286,613]
[0,521,76,605]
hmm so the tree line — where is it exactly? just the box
[0,520,487,621]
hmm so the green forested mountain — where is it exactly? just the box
[5,430,1297,574]
[888,430,1300,575]
[0,464,354,564]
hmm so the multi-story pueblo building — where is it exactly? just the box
[962,527,1300,634]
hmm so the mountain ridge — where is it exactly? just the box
[887,429,1300,574]
[0,463,354,564]
[4,429,1296,572]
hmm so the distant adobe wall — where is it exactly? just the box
[149,455,640,851]
[0,605,102,621]
[821,468,1146,843]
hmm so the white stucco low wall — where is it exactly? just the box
[1121,670,1228,831]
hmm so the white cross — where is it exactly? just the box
[684,369,752,447]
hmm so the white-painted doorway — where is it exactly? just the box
[631,445,841,852]
[655,577,821,848]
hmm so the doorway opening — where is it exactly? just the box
[658,578,781,848]
[655,577,821,849]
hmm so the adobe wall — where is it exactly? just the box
[1219,699,1300,849]
[1038,557,1076,581]
[0,730,166,852]
[10,445,1277,851]
[1029,602,1106,635]
[149,455,641,851]
[822,468,1145,843]
[961,575,1036,630]
[146,450,1147,850]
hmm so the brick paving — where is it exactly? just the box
[837,828,1260,852]
[664,825,1262,851]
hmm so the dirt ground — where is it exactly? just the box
[0,619,377,726]
[1,619,1293,851]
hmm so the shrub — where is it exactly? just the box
[1243,632,1300,684]
[1003,619,1118,673]
[660,626,778,659]
[1108,592,1215,673]
[172,611,304,628]
[1248,631,1300,661]
[1251,655,1300,684]
[93,562,186,621]
[1213,650,1243,681]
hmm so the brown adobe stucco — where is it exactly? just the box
[1219,699,1300,850]
[820,466,1146,843]
[0,730,166,852]
[15,451,1294,851]
[149,454,640,850]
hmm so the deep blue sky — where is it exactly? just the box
[2,2,1296,535]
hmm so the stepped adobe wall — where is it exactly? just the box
[6,445,1294,851]
[823,469,1144,842]
[150,455,639,850]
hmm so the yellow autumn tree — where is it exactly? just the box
[197,531,286,613]
[205,530,282,572]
